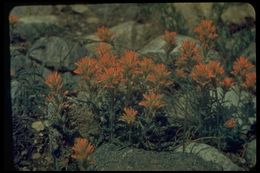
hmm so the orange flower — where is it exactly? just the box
[176,40,202,68]
[190,60,224,86]
[120,50,140,76]
[95,42,112,56]
[96,26,113,42]
[121,50,138,66]
[98,53,117,69]
[147,64,172,86]
[222,77,234,88]
[243,72,256,89]
[176,68,187,78]
[224,118,237,129]
[139,90,165,109]
[45,71,63,91]
[207,60,225,78]
[119,107,138,125]
[190,63,212,87]
[162,30,177,45]
[194,19,217,49]
[74,57,99,80]
[137,58,155,76]
[232,56,254,77]
[9,15,18,24]
[96,66,124,88]
[71,138,95,161]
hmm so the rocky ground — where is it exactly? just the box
[9,3,255,171]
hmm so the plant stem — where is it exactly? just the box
[237,87,241,108]
[109,89,115,140]
[129,125,132,144]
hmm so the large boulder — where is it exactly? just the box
[175,142,244,171]
[10,5,55,16]
[28,36,87,71]
[93,143,221,171]
[84,21,160,56]
[70,5,91,14]
[173,3,214,35]
[221,3,255,25]
[139,34,198,63]
[87,4,140,26]
[10,15,63,42]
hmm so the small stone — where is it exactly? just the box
[31,121,45,132]
[21,167,30,171]
[70,5,89,14]
[39,133,44,137]
[32,153,41,160]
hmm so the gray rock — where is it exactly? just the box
[173,3,214,35]
[53,5,67,12]
[11,15,62,42]
[139,35,197,64]
[223,86,256,109]
[84,42,102,57]
[111,21,160,53]
[221,4,255,25]
[87,4,140,26]
[70,5,90,14]
[93,143,222,171]
[31,121,45,132]
[28,36,87,70]
[175,142,243,171]
[10,5,55,16]
[245,139,256,168]
[83,21,160,56]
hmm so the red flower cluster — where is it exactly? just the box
[139,90,165,110]
[120,107,138,125]
[232,56,256,90]
[9,15,18,24]
[224,118,237,129]
[74,48,172,90]
[190,60,224,87]
[175,40,203,78]
[194,19,218,49]
[96,26,113,42]
[162,30,177,45]
[71,138,95,161]
[45,71,63,91]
